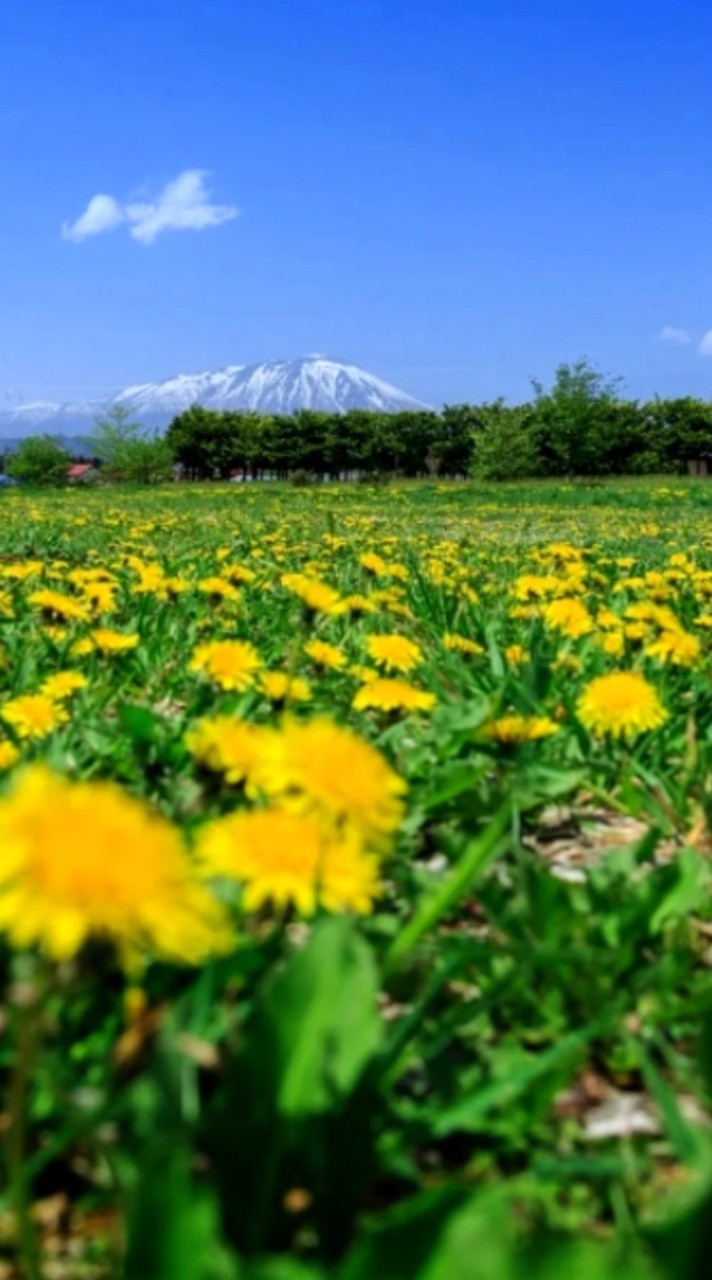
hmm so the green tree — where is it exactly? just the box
[165,406,238,479]
[436,404,480,476]
[471,402,539,480]
[643,397,712,471]
[83,403,144,467]
[110,437,174,483]
[530,358,624,476]
[6,435,71,486]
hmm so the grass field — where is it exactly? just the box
[2,476,712,1278]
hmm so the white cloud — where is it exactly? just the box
[62,170,239,245]
[62,194,125,242]
[658,325,691,345]
[699,330,712,356]
[125,170,239,244]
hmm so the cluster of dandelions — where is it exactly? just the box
[0,716,404,968]
[189,715,405,915]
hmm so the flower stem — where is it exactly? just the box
[7,989,44,1280]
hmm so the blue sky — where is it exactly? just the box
[3,0,712,408]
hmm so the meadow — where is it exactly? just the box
[2,477,712,1277]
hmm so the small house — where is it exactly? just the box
[67,462,100,484]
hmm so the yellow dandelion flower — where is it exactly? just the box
[28,589,90,623]
[443,633,484,656]
[185,715,262,785]
[359,552,388,575]
[132,565,168,598]
[341,593,377,615]
[645,630,701,668]
[164,577,191,597]
[40,671,88,701]
[485,714,559,744]
[71,637,95,657]
[0,766,229,963]
[260,672,312,703]
[543,597,594,639]
[188,639,261,691]
[81,581,118,613]
[348,664,380,683]
[281,573,344,615]
[504,645,528,666]
[599,630,625,657]
[197,808,379,916]
[87,628,140,654]
[352,677,436,714]
[365,634,423,674]
[513,575,562,601]
[2,561,43,581]
[251,717,405,846]
[304,639,348,670]
[0,740,19,770]
[2,694,68,741]
[197,576,241,602]
[222,563,257,585]
[577,671,667,738]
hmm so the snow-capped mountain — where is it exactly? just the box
[0,356,427,440]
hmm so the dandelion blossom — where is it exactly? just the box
[645,630,701,668]
[485,714,559,744]
[189,639,261,691]
[260,672,312,703]
[0,767,229,962]
[28,589,90,623]
[304,639,348,670]
[0,740,19,770]
[353,678,435,715]
[197,808,379,916]
[40,670,88,701]
[443,633,484,656]
[251,717,405,846]
[2,694,68,741]
[365,634,423,674]
[577,671,667,738]
[543,597,594,639]
[87,628,140,655]
[184,715,263,785]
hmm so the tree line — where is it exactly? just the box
[4,360,712,484]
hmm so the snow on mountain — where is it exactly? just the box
[0,356,428,440]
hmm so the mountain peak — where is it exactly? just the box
[0,356,428,438]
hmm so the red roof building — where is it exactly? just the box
[67,463,99,481]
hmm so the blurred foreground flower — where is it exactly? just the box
[0,767,230,963]
[198,808,379,915]
[251,716,405,847]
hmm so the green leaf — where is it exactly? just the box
[236,1263,324,1280]
[263,916,381,1117]
[119,701,163,744]
[640,1046,701,1165]
[207,918,382,1257]
[385,803,511,971]
[339,1187,471,1280]
[123,1143,238,1280]
[650,848,710,934]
